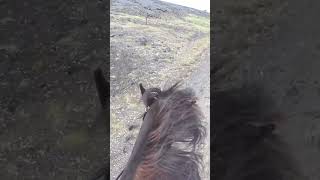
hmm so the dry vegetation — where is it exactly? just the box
[110,0,209,179]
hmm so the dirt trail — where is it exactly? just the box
[184,48,210,180]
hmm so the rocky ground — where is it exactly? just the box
[185,50,210,179]
[109,0,210,179]
[0,1,109,179]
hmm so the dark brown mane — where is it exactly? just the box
[212,84,302,180]
[121,82,206,180]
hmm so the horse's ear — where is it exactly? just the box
[139,83,145,95]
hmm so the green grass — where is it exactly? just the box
[178,35,210,66]
[113,12,210,34]
[185,14,210,28]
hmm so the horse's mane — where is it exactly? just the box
[134,83,206,180]
[212,84,302,180]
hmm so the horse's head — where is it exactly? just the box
[118,84,164,180]
[139,83,161,108]
[118,82,204,180]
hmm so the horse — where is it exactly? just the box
[117,82,206,180]
[212,83,303,180]
[92,68,206,180]
[93,67,302,180]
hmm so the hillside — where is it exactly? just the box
[110,0,210,179]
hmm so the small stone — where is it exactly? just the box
[18,79,30,88]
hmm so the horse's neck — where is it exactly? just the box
[120,107,156,180]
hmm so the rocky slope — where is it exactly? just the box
[110,0,210,179]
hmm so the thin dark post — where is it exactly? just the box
[91,68,109,180]
[94,68,108,109]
